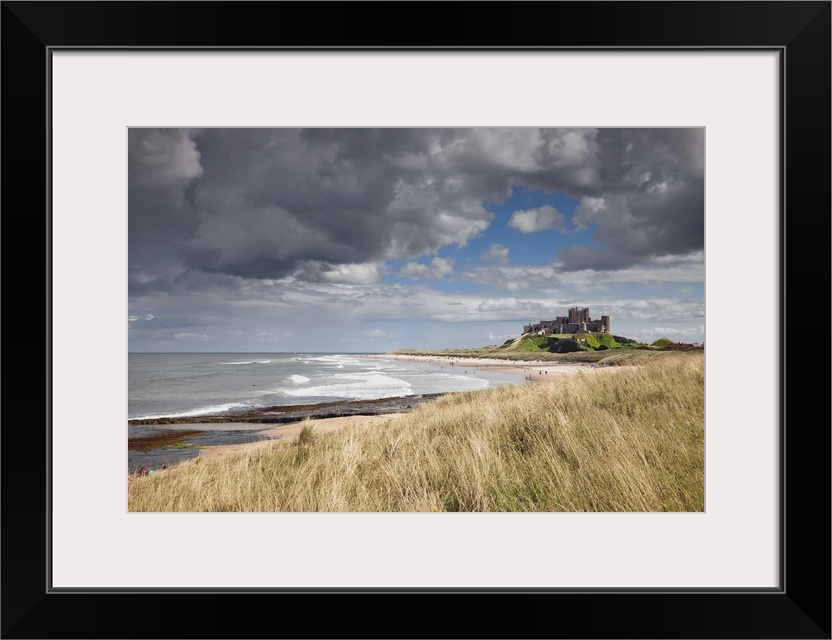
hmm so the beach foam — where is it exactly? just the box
[283,372,413,400]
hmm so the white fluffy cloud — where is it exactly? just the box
[400,257,455,280]
[508,205,565,234]
[481,243,510,264]
[293,261,382,285]
[460,265,560,292]
[477,297,544,313]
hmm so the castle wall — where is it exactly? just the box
[523,309,611,335]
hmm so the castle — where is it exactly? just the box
[523,307,611,336]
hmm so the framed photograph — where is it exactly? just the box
[3,2,829,638]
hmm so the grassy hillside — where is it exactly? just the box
[650,338,674,348]
[512,331,641,354]
[395,331,654,362]
[583,333,621,349]
[129,352,704,512]
[515,335,549,351]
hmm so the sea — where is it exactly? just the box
[128,352,525,421]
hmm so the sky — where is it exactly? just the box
[128,128,704,353]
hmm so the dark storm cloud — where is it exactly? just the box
[128,129,203,269]
[474,127,705,271]
[553,128,705,270]
[129,128,703,292]
[128,265,250,297]
[154,128,497,281]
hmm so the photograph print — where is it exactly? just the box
[127,127,704,513]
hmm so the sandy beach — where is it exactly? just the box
[364,353,593,381]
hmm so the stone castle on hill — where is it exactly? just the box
[524,307,611,336]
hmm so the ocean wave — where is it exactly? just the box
[131,401,256,421]
[283,372,412,400]
[220,360,271,365]
[304,354,363,367]
[285,374,310,384]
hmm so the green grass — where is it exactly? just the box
[516,336,549,351]
[512,332,635,354]
[650,338,673,348]
[401,332,652,359]
[583,333,621,349]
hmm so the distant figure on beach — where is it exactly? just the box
[138,467,147,476]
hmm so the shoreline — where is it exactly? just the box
[128,393,445,427]
[127,394,439,474]
[365,353,593,381]
[128,360,603,474]
[128,358,592,428]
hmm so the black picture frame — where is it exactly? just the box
[2,2,829,638]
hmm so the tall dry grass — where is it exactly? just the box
[128,352,704,512]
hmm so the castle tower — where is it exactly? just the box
[569,307,589,324]
[601,315,611,333]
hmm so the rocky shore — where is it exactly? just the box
[127,395,442,474]
[128,393,447,427]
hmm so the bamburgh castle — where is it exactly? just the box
[524,307,611,336]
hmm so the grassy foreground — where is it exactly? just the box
[128,352,704,512]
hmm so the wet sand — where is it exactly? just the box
[364,353,592,381]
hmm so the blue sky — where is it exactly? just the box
[383,186,601,283]
[128,128,704,352]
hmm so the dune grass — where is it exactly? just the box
[128,352,704,512]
